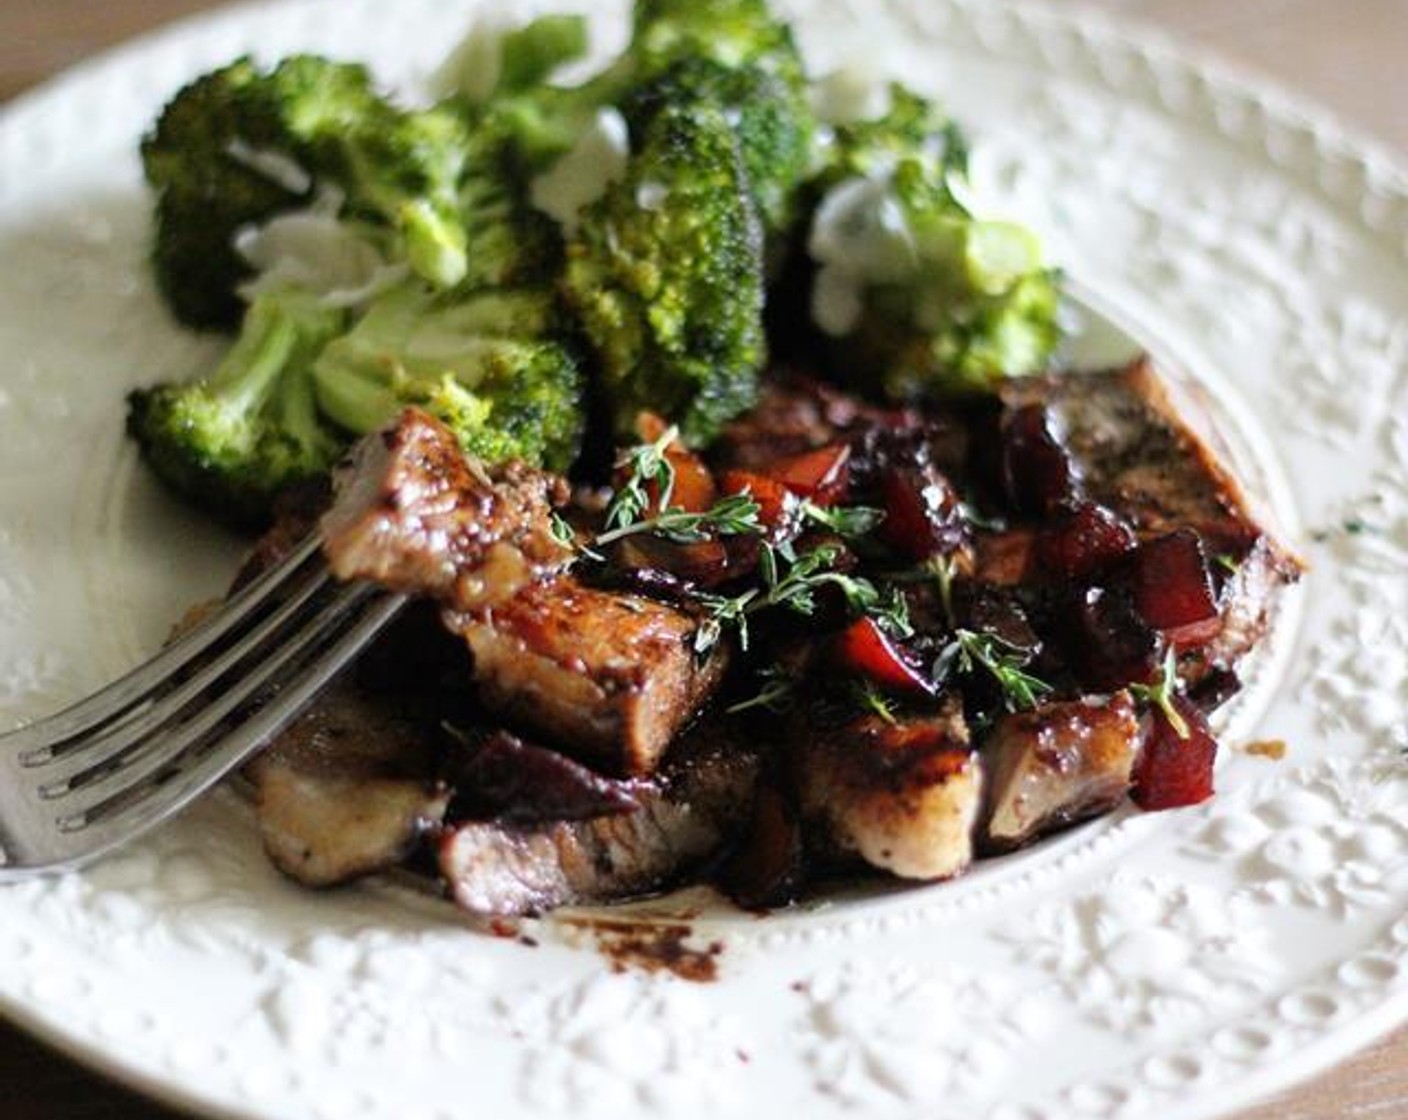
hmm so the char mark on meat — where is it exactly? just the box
[795,697,982,882]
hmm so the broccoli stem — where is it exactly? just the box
[498,15,592,93]
[208,295,303,413]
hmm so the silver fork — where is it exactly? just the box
[0,536,407,878]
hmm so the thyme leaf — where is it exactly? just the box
[850,680,899,725]
[596,491,763,546]
[726,666,797,715]
[1130,646,1190,739]
[602,425,679,533]
[934,628,1053,712]
[801,501,885,537]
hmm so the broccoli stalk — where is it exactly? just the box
[311,283,585,471]
[126,290,347,527]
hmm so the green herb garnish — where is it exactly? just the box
[1130,646,1190,739]
[934,628,1053,712]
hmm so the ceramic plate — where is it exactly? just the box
[0,1,1404,1118]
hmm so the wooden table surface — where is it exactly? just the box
[0,1,1403,1117]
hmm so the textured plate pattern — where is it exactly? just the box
[0,1,1404,1118]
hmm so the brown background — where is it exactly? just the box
[0,0,1404,1117]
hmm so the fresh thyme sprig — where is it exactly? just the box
[694,542,883,655]
[850,680,899,725]
[801,501,885,537]
[602,425,679,533]
[726,666,797,715]
[926,554,958,628]
[1130,646,1190,738]
[596,491,763,546]
[934,628,1053,712]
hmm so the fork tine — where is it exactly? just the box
[0,534,324,756]
[28,559,338,785]
[49,580,385,824]
[54,590,409,866]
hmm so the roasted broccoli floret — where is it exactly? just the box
[629,0,808,88]
[142,55,481,328]
[624,0,813,239]
[126,289,347,527]
[625,56,812,242]
[311,282,585,471]
[561,102,766,444]
[800,85,1060,397]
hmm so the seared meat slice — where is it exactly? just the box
[439,721,760,916]
[321,408,571,612]
[797,699,982,881]
[999,358,1302,671]
[715,375,970,480]
[445,576,727,776]
[979,692,1139,853]
[246,678,450,887]
[1001,358,1298,559]
[445,729,646,823]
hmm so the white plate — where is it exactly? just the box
[0,1,1405,1118]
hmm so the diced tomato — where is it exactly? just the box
[762,443,852,507]
[1124,530,1220,648]
[1131,694,1217,809]
[877,465,967,561]
[1034,501,1136,582]
[833,616,934,694]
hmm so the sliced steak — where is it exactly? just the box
[979,692,1139,853]
[246,678,450,888]
[321,407,572,612]
[445,576,728,776]
[796,698,982,881]
[439,720,760,916]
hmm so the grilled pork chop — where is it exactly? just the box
[979,693,1139,853]
[445,578,727,776]
[999,358,1302,670]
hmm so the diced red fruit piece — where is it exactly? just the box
[833,617,935,695]
[877,465,967,561]
[719,469,798,535]
[1001,404,1080,515]
[1058,585,1166,692]
[1131,694,1217,809]
[1034,501,1137,582]
[629,411,717,514]
[1124,530,1220,648]
[761,443,852,506]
